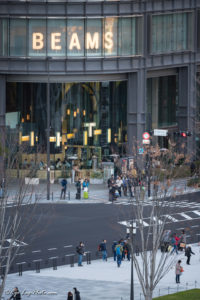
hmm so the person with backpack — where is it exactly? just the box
[60,178,67,199]
[115,241,123,267]
[171,233,180,255]
[112,241,117,261]
[99,239,107,261]
[185,245,195,265]
[76,242,84,266]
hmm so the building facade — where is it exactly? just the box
[0,0,200,179]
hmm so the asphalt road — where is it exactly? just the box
[4,191,200,273]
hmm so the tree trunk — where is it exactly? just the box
[145,289,153,300]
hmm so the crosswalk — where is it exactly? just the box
[118,209,200,228]
[106,198,200,209]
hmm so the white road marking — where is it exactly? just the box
[179,212,192,220]
[192,211,200,217]
[166,215,179,222]
[138,219,149,227]
[32,250,41,253]
[48,248,57,251]
[64,245,73,248]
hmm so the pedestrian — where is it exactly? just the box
[99,239,107,261]
[185,245,195,265]
[82,178,89,199]
[175,260,183,284]
[76,242,84,266]
[73,287,81,300]
[75,178,81,199]
[116,176,123,197]
[60,178,67,199]
[171,233,180,255]
[8,287,21,300]
[179,229,186,251]
[112,241,117,261]
[115,241,123,267]
[107,175,114,188]
[67,291,73,300]
[122,176,128,196]
[124,240,130,261]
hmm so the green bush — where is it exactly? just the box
[90,171,103,179]
[154,289,200,299]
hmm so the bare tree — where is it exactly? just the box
[124,142,192,300]
[0,128,43,298]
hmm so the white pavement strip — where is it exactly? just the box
[119,210,200,228]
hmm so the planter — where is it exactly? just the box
[90,178,103,184]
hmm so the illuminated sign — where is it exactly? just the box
[32,31,113,52]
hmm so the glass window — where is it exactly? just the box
[119,17,132,56]
[86,18,102,57]
[0,19,8,56]
[10,19,27,56]
[104,17,117,56]
[47,19,66,56]
[151,12,193,54]
[29,19,46,56]
[67,19,84,57]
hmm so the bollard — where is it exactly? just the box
[70,254,74,267]
[18,264,22,276]
[68,191,70,200]
[86,252,91,264]
[53,258,57,270]
[186,282,188,290]
[35,261,41,273]
[52,192,53,201]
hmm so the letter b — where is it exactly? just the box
[32,33,44,50]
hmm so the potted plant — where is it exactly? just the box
[90,171,103,184]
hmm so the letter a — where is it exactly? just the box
[32,33,44,50]
[69,33,81,50]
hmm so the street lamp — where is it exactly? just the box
[126,221,137,300]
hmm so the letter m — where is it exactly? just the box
[86,32,99,50]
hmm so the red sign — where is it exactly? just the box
[142,132,150,140]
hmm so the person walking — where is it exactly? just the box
[116,176,123,197]
[67,291,73,300]
[175,260,183,284]
[73,287,81,300]
[75,178,81,199]
[76,242,84,266]
[112,241,117,261]
[99,239,107,261]
[60,178,67,199]
[185,245,195,265]
[8,287,21,300]
[171,233,180,255]
[115,241,123,267]
[179,229,186,251]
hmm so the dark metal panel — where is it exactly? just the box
[48,60,65,72]
[119,3,132,14]
[67,3,84,16]
[103,59,118,71]
[118,58,132,70]
[28,4,46,15]
[47,4,66,15]
[0,4,8,14]
[66,60,84,71]
[85,60,102,71]
[8,3,27,15]
[147,68,177,78]
[0,60,9,72]
[163,0,173,10]
[85,3,102,15]
[103,3,118,15]
[28,60,46,72]
[8,60,27,72]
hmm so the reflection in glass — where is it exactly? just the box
[10,19,26,56]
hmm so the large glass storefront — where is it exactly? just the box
[6,80,127,177]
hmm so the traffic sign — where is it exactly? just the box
[153,129,168,137]
[142,132,150,140]
[143,139,150,144]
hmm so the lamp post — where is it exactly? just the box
[126,221,137,300]
[46,58,50,200]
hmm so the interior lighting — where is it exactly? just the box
[21,118,24,123]
[77,108,80,114]
[74,111,77,118]
[67,109,70,115]
[49,136,56,142]
[27,114,30,121]
[83,131,88,146]
[21,136,30,142]
[56,132,61,147]
[67,133,75,139]
[94,129,102,135]
[30,131,34,146]
[107,128,111,143]
[83,110,86,116]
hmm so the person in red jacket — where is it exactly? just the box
[171,233,180,254]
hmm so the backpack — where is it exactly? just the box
[116,245,121,256]
[98,244,102,251]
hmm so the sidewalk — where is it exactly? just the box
[5,177,200,205]
[4,243,200,300]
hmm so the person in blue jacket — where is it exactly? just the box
[99,239,107,261]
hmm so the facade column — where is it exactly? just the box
[178,65,196,154]
[0,75,6,184]
[127,70,146,155]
